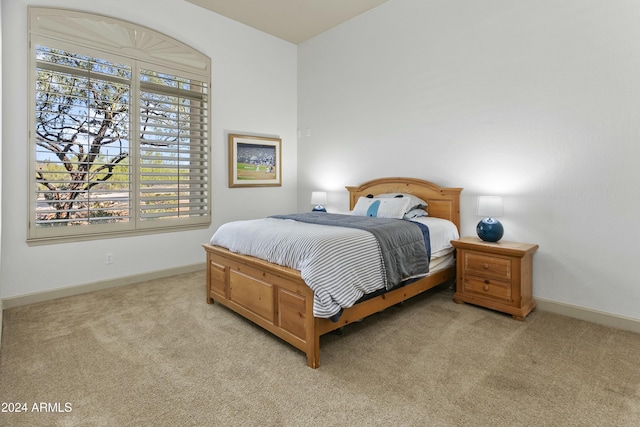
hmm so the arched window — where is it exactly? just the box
[28,7,211,243]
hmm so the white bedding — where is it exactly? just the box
[408,216,459,257]
[210,216,459,318]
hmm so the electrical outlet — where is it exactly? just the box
[105,253,113,264]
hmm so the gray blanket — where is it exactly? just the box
[270,212,430,290]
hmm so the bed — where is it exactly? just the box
[203,177,462,368]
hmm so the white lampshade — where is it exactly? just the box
[476,196,503,218]
[310,191,327,206]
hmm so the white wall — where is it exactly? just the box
[0,0,298,299]
[2,0,639,325]
[298,0,640,319]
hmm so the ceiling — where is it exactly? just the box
[185,0,389,44]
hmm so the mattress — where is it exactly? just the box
[210,214,458,318]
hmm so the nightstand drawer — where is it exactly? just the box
[464,253,511,280]
[463,276,512,302]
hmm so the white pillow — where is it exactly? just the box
[352,196,410,219]
[375,193,428,212]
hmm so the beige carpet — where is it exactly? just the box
[1,271,639,426]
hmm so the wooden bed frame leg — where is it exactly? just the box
[307,349,319,369]
[306,318,321,368]
[206,280,214,304]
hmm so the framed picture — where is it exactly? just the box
[228,134,282,187]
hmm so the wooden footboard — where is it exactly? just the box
[204,244,320,367]
[204,243,455,368]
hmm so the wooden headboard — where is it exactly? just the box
[346,177,463,231]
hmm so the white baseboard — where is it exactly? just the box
[536,297,640,334]
[0,298,3,351]
[1,263,205,310]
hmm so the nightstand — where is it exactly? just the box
[451,237,538,321]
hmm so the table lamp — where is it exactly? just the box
[476,196,504,242]
[311,191,327,212]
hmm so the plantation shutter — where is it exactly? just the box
[34,46,132,227]
[139,69,209,222]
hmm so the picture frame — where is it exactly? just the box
[228,134,282,187]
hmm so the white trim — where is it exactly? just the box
[0,298,3,351]
[1,264,205,310]
[536,297,640,334]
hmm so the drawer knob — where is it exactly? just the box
[484,279,490,284]
[482,263,489,269]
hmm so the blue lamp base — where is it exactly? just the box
[476,217,504,242]
[312,206,326,212]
